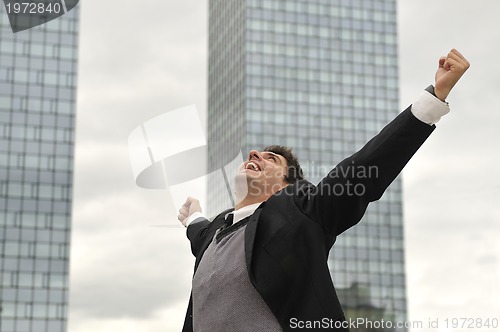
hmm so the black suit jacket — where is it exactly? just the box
[182,107,435,331]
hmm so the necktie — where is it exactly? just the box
[224,213,234,228]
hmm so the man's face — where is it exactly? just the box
[236,149,288,197]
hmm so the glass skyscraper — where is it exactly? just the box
[0,5,79,332]
[207,0,405,329]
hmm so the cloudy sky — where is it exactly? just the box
[68,1,499,331]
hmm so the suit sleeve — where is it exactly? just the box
[296,106,435,239]
[186,218,211,256]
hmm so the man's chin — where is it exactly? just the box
[234,173,250,203]
[235,171,261,188]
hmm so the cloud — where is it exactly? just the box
[76,0,207,145]
[69,186,194,318]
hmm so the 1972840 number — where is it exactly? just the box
[6,2,62,14]
[444,318,499,329]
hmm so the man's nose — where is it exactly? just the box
[248,150,263,161]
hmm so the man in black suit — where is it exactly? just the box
[178,49,469,331]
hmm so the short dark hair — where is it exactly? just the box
[263,145,304,183]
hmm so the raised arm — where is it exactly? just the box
[297,49,470,238]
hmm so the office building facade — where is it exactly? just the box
[0,5,79,332]
[207,0,405,329]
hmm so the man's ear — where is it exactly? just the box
[282,169,289,184]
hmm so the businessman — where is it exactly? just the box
[177,49,470,331]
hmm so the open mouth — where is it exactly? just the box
[245,161,262,172]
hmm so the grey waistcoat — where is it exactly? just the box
[192,220,282,332]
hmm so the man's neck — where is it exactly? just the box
[235,183,288,210]
[235,195,267,211]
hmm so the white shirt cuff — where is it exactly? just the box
[184,212,205,227]
[411,90,450,125]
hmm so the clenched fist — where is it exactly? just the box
[434,49,470,101]
[177,197,202,227]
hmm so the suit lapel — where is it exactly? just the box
[194,209,233,268]
[244,205,264,285]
